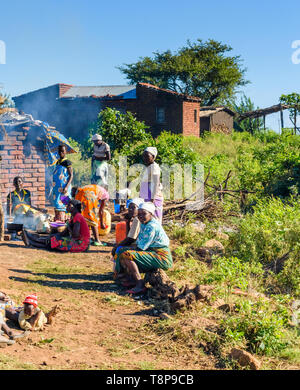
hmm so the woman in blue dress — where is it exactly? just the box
[52,145,73,222]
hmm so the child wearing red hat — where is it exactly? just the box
[5,294,59,331]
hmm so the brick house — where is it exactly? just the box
[13,83,202,141]
[0,112,46,210]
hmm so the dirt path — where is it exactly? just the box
[0,237,216,370]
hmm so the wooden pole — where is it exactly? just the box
[294,110,297,135]
[280,110,284,134]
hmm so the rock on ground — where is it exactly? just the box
[229,348,261,370]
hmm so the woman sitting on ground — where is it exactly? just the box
[111,198,144,257]
[23,199,91,253]
[113,202,173,294]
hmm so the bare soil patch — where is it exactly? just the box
[0,237,217,370]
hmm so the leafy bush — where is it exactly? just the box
[221,299,289,356]
[230,196,300,296]
[67,138,91,186]
[80,108,151,160]
[201,256,263,291]
[231,196,300,264]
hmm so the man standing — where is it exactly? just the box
[91,134,111,190]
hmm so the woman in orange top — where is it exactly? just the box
[71,184,109,246]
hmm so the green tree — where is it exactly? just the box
[280,93,300,135]
[118,39,248,106]
[232,94,263,133]
[80,108,152,159]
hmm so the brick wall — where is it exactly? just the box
[0,128,46,212]
[136,84,183,137]
[182,101,201,137]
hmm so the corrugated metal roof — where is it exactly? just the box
[60,85,136,99]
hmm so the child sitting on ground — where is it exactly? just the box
[5,294,59,331]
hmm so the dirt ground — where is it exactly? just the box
[0,234,218,370]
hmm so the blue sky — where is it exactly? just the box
[1,0,300,131]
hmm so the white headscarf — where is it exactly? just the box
[130,198,144,207]
[144,147,158,159]
[139,202,156,215]
[92,134,102,141]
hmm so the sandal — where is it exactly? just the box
[126,287,147,295]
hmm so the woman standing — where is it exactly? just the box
[139,147,164,223]
[114,202,173,294]
[91,134,111,190]
[51,145,73,222]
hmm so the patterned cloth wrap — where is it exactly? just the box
[114,218,172,273]
[50,213,90,253]
[75,184,109,227]
[114,246,172,274]
[52,158,72,212]
[0,294,18,325]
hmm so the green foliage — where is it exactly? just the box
[230,197,300,296]
[79,108,151,161]
[98,108,151,153]
[124,131,199,166]
[280,93,300,134]
[231,94,264,133]
[231,197,300,264]
[67,137,91,186]
[201,257,263,291]
[79,121,98,160]
[221,299,289,355]
[118,39,248,106]
[234,131,300,198]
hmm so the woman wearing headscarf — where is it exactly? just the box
[111,197,144,258]
[91,134,111,189]
[51,145,73,222]
[139,147,164,223]
[22,199,90,253]
[71,184,109,246]
[113,202,173,294]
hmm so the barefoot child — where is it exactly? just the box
[5,294,59,331]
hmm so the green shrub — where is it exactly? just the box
[201,256,263,291]
[221,299,289,356]
[230,196,300,264]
